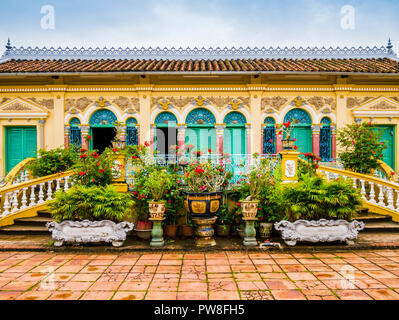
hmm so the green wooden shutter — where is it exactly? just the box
[224,127,246,155]
[291,126,312,154]
[6,127,37,174]
[373,125,395,170]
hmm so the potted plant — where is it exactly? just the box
[276,121,295,150]
[275,174,365,246]
[182,215,194,237]
[215,198,233,237]
[46,184,134,247]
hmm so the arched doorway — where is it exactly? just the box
[223,112,246,155]
[320,117,332,161]
[155,112,177,156]
[89,109,117,153]
[126,117,138,146]
[263,117,276,154]
[69,117,81,149]
[284,108,312,154]
[185,108,217,154]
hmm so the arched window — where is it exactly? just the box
[284,108,312,154]
[126,117,138,146]
[186,108,216,125]
[223,112,246,155]
[320,117,332,161]
[155,112,178,156]
[89,109,117,126]
[69,118,81,148]
[155,112,178,126]
[263,117,276,154]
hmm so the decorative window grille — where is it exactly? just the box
[320,117,332,161]
[263,117,276,154]
[69,118,81,148]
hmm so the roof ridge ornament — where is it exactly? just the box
[1,41,398,61]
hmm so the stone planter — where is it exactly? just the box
[184,192,222,217]
[274,219,365,246]
[46,220,134,247]
[182,225,194,237]
[259,222,273,239]
[135,229,152,240]
[236,227,246,239]
[148,201,166,220]
[240,200,259,220]
[192,216,217,247]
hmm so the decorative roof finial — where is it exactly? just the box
[387,38,393,54]
[5,38,11,51]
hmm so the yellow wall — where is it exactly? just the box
[0,75,399,176]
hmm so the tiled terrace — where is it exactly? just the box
[0,250,399,300]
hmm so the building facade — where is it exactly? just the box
[0,40,398,176]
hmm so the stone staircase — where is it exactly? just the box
[356,209,399,233]
[0,211,53,235]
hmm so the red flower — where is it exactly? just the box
[78,171,86,176]
[99,169,105,173]
[315,165,319,169]
[92,178,95,182]
[80,148,87,153]
[144,141,150,147]
[391,172,396,176]
[80,154,87,159]
[208,149,212,153]
[112,148,118,152]
[269,139,273,143]
[87,135,92,140]
[293,146,298,150]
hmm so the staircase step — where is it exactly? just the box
[356,214,392,223]
[14,216,54,226]
[37,211,52,218]
[0,225,49,235]
[362,221,399,233]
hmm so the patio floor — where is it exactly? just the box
[0,250,399,300]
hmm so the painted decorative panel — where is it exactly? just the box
[89,109,117,126]
[264,117,276,126]
[224,111,246,125]
[69,117,81,127]
[321,117,332,126]
[155,112,177,125]
[186,108,216,125]
[284,108,312,125]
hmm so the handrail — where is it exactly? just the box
[376,160,397,182]
[4,158,35,186]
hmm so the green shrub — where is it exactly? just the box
[47,185,134,222]
[26,147,77,177]
[282,174,362,221]
[337,121,387,174]
[258,182,286,223]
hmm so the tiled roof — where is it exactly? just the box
[0,58,398,74]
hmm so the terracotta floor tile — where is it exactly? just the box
[88,259,114,266]
[5,266,34,273]
[47,291,83,300]
[70,273,101,282]
[294,280,328,290]
[80,266,108,273]
[228,259,253,265]
[58,281,93,291]
[130,266,157,273]
[264,280,296,290]
[207,273,234,280]
[149,280,179,291]
[207,265,231,273]
[351,263,382,271]
[351,279,386,289]
[255,265,276,273]
[209,291,240,300]
[271,290,306,300]
[156,266,181,273]
[364,289,399,300]
[248,253,271,259]
[88,281,122,291]
[183,259,205,266]
[208,281,238,291]
[183,254,205,260]
[16,273,47,282]
[177,292,208,300]
[335,289,372,300]
[251,259,275,265]
[178,281,207,292]
[305,265,333,272]
[322,279,356,290]
[15,291,52,300]
[314,271,344,280]
[119,281,151,291]
[273,259,298,265]
[231,265,257,272]
[301,289,334,297]
[153,273,180,280]
[1,281,36,291]
[55,266,84,273]
[162,254,184,260]
[260,273,287,280]
[159,259,183,266]
[80,291,114,300]
[240,290,273,300]
[0,291,25,300]
[365,270,398,279]
[112,291,146,300]
[281,265,308,272]
[376,278,399,288]
[145,291,178,300]
[237,281,268,291]
[111,258,138,266]
[286,272,317,281]
[234,273,262,281]
[298,258,325,265]
[206,259,229,266]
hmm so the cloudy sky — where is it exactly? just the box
[0,0,397,50]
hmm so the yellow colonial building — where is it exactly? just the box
[0,39,399,176]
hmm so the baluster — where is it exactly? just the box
[387,188,395,210]
[20,187,28,209]
[396,190,399,212]
[11,190,19,213]
[360,180,366,200]
[368,182,376,204]
[46,180,53,200]
[64,177,69,192]
[352,177,357,189]
[29,185,36,207]
[55,178,61,191]
[378,184,385,206]
[38,183,45,204]
[2,193,11,216]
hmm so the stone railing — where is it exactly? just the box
[0,158,35,188]
[0,171,75,223]
[318,165,399,221]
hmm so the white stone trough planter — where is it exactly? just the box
[46,220,134,247]
[274,219,365,246]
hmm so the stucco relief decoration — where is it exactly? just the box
[285,160,296,178]
[152,96,192,111]
[307,96,335,111]
[65,97,93,112]
[112,96,131,111]
[347,97,374,109]
[291,96,306,107]
[369,101,398,110]
[192,96,211,107]
[0,98,10,105]
[261,96,288,112]
[130,97,140,113]
[95,97,111,108]
[321,108,331,114]
[28,97,54,110]
[3,103,32,112]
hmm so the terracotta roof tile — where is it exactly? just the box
[0,58,398,74]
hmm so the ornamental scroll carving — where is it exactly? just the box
[261,96,288,112]
[0,97,10,105]
[306,96,335,110]
[369,101,398,110]
[27,97,54,110]
[151,96,192,111]
[65,97,94,112]
[347,97,374,109]
[207,96,250,110]
[3,103,32,111]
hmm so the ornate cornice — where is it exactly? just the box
[1,43,397,61]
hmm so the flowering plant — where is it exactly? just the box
[302,152,321,176]
[276,121,294,139]
[184,160,232,193]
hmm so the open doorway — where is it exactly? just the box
[91,127,116,153]
[156,127,177,156]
